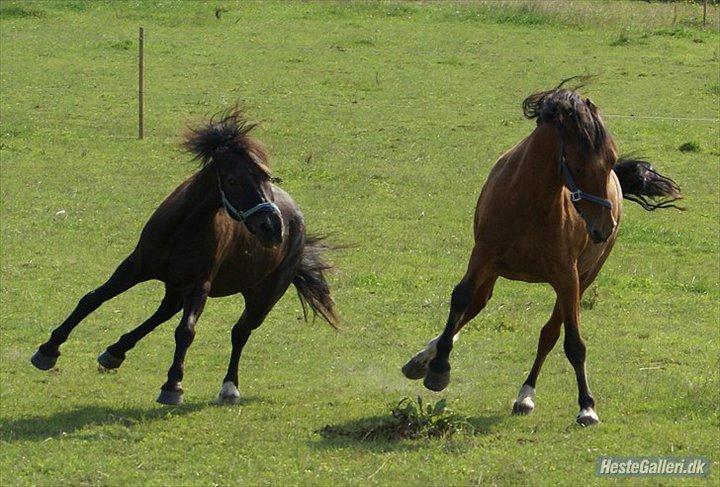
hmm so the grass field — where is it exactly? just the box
[1,1,718,485]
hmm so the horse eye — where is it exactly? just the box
[227,177,237,186]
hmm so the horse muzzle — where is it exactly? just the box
[586,219,614,243]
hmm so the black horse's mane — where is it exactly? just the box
[522,76,609,155]
[182,106,270,174]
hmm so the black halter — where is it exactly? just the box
[557,142,613,210]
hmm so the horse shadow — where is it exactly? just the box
[0,396,262,443]
[311,412,504,452]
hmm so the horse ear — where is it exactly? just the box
[585,97,597,112]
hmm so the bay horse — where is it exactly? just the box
[31,107,339,405]
[402,79,682,425]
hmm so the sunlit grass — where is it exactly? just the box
[1,1,718,485]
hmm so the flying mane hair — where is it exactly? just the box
[182,106,271,175]
[522,76,608,155]
[523,77,684,211]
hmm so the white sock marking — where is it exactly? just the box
[577,407,599,423]
[515,384,536,410]
[218,381,240,401]
[412,332,461,364]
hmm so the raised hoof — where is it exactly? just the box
[217,381,240,404]
[423,368,450,392]
[31,350,57,370]
[512,398,535,415]
[401,357,428,380]
[576,407,600,426]
[156,389,184,406]
[97,350,124,370]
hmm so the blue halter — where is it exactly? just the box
[216,171,280,222]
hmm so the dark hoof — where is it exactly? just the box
[97,350,124,370]
[156,389,184,406]
[423,368,450,392]
[31,350,57,370]
[401,357,428,380]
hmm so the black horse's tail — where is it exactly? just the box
[613,155,684,211]
[293,235,340,329]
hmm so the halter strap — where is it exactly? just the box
[557,144,613,210]
[216,171,280,222]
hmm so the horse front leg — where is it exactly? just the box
[32,254,140,370]
[422,273,497,392]
[512,301,562,415]
[554,270,599,426]
[217,309,264,404]
[218,274,294,404]
[156,281,210,405]
[402,333,461,380]
[402,277,496,382]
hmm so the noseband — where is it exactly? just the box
[216,172,280,222]
[557,141,613,210]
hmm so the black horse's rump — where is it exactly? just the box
[614,155,684,211]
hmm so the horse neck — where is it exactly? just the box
[514,124,566,206]
[177,169,222,219]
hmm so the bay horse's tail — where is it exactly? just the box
[293,235,340,329]
[613,155,684,211]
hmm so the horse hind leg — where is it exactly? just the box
[97,285,182,370]
[31,254,141,370]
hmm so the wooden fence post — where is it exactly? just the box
[138,27,144,140]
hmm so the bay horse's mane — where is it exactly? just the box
[182,106,271,176]
[522,76,610,155]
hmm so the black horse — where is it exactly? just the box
[31,107,339,405]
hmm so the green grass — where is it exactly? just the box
[1,1,718,485]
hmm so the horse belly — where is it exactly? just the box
[497,268,546,283]
[209,250,282,297]
[496,253,549,283]
[488,233,558,283]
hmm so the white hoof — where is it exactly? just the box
[217,381,240,404]
[577,407,600,426]
[512,384,536,415]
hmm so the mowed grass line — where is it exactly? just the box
[1,1,718,485]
